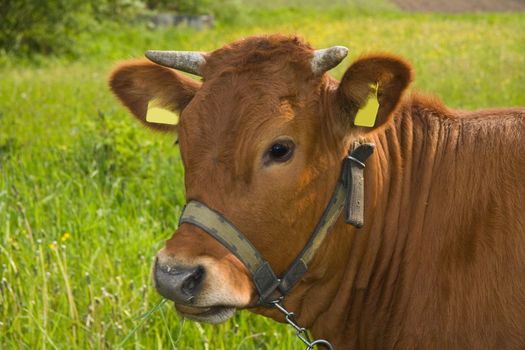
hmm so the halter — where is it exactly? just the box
[178,141,374,349]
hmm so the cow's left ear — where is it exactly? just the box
[335,53,413,131]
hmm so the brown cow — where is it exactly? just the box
[109,35,525,349]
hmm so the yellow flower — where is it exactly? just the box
[49,242,57,250]
[61,232,71,242]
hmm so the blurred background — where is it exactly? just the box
[1,0,524,349]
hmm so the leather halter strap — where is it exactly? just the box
[178,142,375,304]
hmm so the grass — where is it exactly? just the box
[1,2,524,349]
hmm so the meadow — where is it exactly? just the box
[1,1,524,349]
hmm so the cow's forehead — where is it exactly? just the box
[181,69,321,144]
[181,35,319,127]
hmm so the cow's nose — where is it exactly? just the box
[154,259,206,304]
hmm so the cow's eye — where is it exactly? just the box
[265,139,295,164]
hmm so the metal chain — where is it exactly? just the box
[270,298,334,350]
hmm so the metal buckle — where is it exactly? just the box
[270,298,334,350]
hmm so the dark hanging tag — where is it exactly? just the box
[344,142,375,228]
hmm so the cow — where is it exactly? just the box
[109,34,525,349]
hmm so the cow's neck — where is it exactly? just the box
[292,97,451,347]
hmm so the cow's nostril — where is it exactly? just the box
[154,262,206,304]
[181,265,205,298]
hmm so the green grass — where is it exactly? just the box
[1,3,525,349]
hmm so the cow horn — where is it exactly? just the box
[145,50,206,76]
[311,46,349,75]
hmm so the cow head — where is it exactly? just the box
[109,35,412,324]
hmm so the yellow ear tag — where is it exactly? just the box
[354,83,379,127]
[146,98,179,125]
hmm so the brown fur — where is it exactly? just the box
[109,35,525,349]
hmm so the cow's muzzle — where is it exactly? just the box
[152,248,248,324]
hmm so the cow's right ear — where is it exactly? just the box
[109,60,201,132]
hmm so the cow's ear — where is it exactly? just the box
[109,59,200,132]
[335,53,413,131]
